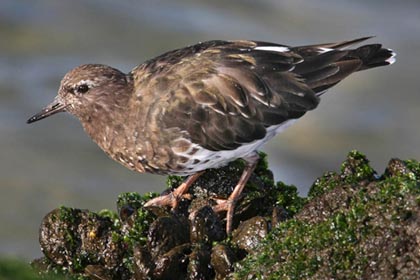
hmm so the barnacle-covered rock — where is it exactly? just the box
[210,244,236,279]
[31,151,420,280]
[235,152,420,279]
[232,216,269,253]
[189,206,225,244]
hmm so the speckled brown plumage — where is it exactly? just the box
[28,37,395,233]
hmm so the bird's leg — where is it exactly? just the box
[213,152,260,234]
[144,171,204,210]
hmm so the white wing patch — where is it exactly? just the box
[254,46,290,53]
[317,47,334,54]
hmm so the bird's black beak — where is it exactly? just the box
[27,98,67,124]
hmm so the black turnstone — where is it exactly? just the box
[27,37,395,233]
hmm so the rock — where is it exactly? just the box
[147,215,190,259]
[85,264,113,280]
[210,244,236,279]
[235,151,420,279]
[271,206,289,227]
[153,244,191,280]
[232,216,269,253]
[33,151,420,280]
[39,207,128,278]
[189,206,225,244]
[187,244,214,280]
[39,207,82,266]
[133,245,154,279]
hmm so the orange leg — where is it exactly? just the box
[144,171,205,209]
[213,153,259,234]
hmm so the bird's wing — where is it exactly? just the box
[132,38,393,152]
[142,40,320,151]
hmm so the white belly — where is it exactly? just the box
[172,120,297,175]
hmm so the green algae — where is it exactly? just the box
[234,151,420,279]
[307,171,340,199]
[116,192,159,246]
[340,150,376,184]
[308,150,376,199]
[32,151,420,279]
[0,258,68,280]
[275,181,306,216]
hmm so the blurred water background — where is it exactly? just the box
[1,0,419,259]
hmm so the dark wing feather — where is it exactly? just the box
[294,36,374,51]
[156,40,319,151]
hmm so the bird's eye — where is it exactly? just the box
[75,84,89,94]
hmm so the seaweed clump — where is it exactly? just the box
[33,152,304,279]
[235,151,420,279]
[31,151,420,279]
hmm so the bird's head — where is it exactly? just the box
[27,64,131,124]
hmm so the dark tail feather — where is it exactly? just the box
[350,44,396,71]
[297,36,374,50]
[292,38,395,96]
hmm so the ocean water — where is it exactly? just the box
[0,0,419,258]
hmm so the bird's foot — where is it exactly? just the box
[144,188,192,210]
[144,171,204,210]
[212,153,260,233]
[212,197,237,234]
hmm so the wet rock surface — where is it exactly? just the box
[232,216,268,253]
[32,151,420,279]
[210,244,236,279]
[237,152,420,279]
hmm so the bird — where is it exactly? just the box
[27,37,395,233]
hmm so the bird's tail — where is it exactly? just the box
[292,37,396,95]
[349,43,396,71]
